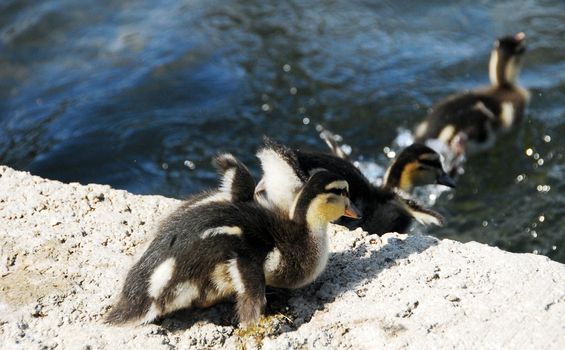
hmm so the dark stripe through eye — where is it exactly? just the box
[327,188,348,196]
[419,159,442,168]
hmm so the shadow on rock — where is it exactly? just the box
[283,234,438,328]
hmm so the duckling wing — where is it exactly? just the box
[256,137,308,211]
[213,153,256,203]
[416,92,502,142]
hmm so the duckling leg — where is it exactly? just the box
[229,258,266,327]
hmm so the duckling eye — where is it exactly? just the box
[327,188,348,197]
[326,195,339,204]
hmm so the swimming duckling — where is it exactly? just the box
[414,33,530,162]
[256,138,443,236]
[105,166,359,327]
[320,129,456,191]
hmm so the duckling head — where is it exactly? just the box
[383,143,456,191]
[290,171,361,231]
[489,32,527,87]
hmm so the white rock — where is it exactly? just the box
[0,166,563,349]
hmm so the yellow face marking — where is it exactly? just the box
[307,194,348,229]
[400,161,438,191]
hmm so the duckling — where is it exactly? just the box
[414,33,529,162]
[256,138,443,236]
[319,129,456,191]
[105,165,359,327]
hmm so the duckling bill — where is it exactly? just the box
[106,156,357,327]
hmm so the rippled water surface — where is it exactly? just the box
[1,0,564,261]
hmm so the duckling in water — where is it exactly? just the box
[105,157,359,327]
[320,129,456,192]
[256,138,443,236]
[414,33,530,169]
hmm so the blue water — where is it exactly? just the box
[1,0,564,262]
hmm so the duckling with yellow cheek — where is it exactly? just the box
[383,143,456,192]
[320,130,455,192]
[106,163,359,327]
[414,33,530,169]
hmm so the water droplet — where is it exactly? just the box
[552,245,557,251]
[383,146,391,154]
[538,215,545,223]
[525,148,533,156]
[516,174,525,182]
[261,104,271,112]
[290,87,297,95]
[482,221,488,227]
[387,151,396,159]
[315,124,323,132]
[533,153,540,160]
[302,117,310,125]
[533,249,539,254]
[537,159,544,166]
[531,229,537,237]
[282,64,291,72]
[341,144,352,156]
[543,135,551,143]
[161,163,169,170]
[184,160,196,170]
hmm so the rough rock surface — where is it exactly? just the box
[0,165,564,349]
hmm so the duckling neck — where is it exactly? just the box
[489,50,517,89]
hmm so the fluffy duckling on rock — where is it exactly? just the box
[320,129,456,192]
[256,138,443,236]
[414,33,530,166]
[105,158,359,327]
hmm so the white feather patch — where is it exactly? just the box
[164,281,200,314]
[414,121,429,138]
[263,248,282,282]
[257,148,303,212]
[438,125,456,144]
[148,257,176,299]
[403,205,442,226]
[500,102,515,129]
[201,226,242,239]
[140,303,160,324]
[489,49,499,86]
[473,101,496,120]
[228,259,245,294]
[190,192,231,208]
[219,168,236,194]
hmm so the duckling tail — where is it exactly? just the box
[400,198,445,226]
[319,129,349,160]
[212,153,256,202]
[105,272,154,325]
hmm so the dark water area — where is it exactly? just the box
[1,0,564,261]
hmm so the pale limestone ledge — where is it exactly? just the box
[0,165,563,350]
